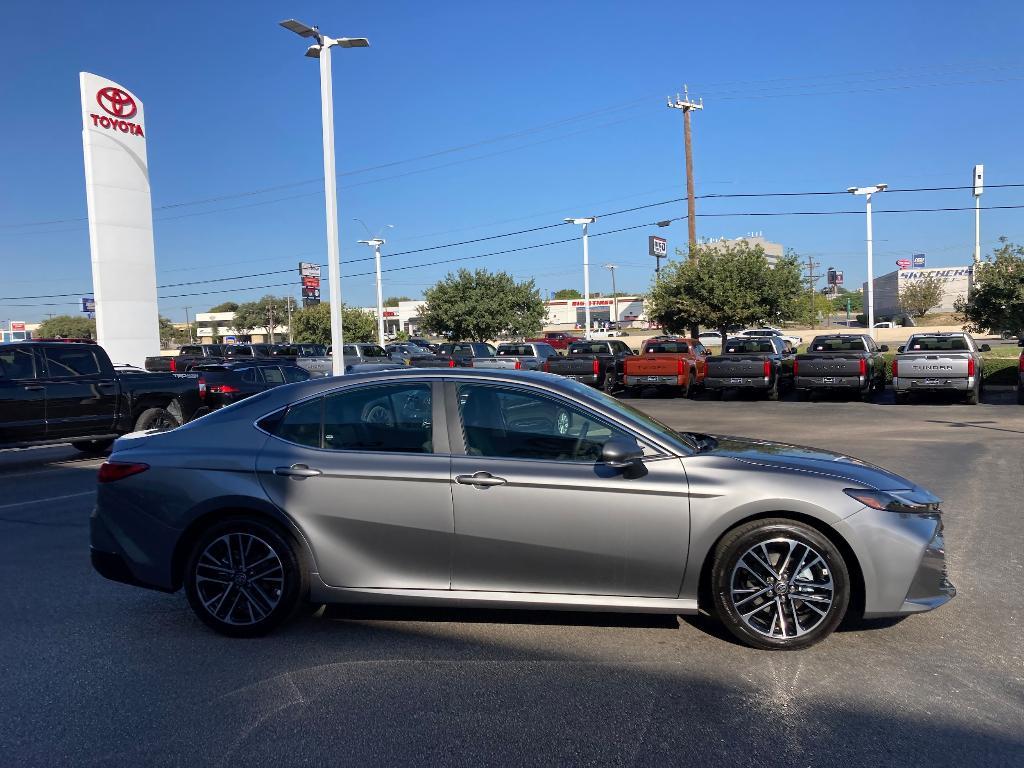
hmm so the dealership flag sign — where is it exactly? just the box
[80,73,159,368]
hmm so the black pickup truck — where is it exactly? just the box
[414,342,497,368]
[704,336,794,400]
[1,341,205,453]
[794,334,888,401]
[543,340,634,393]
[144,344,225,372]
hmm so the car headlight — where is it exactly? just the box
[843,488,941,515]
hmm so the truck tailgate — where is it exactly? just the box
[472,358,522,369]
[547,358,599,375]
[796,356,863,377]
[706,357,768,378]
[624,356,678,376]
[897,354,971,379]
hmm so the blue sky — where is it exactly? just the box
[3,0,1024,323]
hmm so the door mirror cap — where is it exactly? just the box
[601,438,644,469]
[980,343,991,352]
[880,344,889,352]
[897,346,905,354]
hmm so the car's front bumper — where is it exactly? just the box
[833,508,955,617]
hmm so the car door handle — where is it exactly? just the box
[455,472,508,487]
[22,385,44,392]
[273,464,322,479]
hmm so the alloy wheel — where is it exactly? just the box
[729,537,835,639]
[194,533,285,626]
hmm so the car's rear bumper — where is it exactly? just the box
[625,375,684,387]
[90,510,176,592]
[704,377,770,390]
[554,373,600,385]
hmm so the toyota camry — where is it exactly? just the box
[90,369,954,650]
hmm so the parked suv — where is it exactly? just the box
[192,360,311,409]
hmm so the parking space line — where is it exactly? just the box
[0,491,95,512]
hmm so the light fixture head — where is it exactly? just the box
[337,37,370,48]
[848,184,888,196]
[280,19,319,38]
[564,216,597,225]
[656,220,672,227]
[304,44,322,58]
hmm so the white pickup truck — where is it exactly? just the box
[471,342,561,371]
[893,332,991,404]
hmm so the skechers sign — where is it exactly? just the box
[88,86,144,137]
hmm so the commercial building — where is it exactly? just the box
[700,233,784,266]
[1,321,39,343]
[863,265,974,318]
[194,312,287,345]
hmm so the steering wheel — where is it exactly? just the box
[362,403,394,427]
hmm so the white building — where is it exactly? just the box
[700,233,784,267]
[194,311,288,344]
[863,265,974,318]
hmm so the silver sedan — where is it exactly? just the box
[90,369,954,649]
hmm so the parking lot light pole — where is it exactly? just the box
[565,217,597,338]
[848,184,887,338]
[280,19,369,376]
[357,237,387,345]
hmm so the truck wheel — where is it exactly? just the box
[796,389,809,402]
[767,382,780,401]
[711,517,850,650]
[1017,387,1024,405]
[894,392,910,405]
[135,407,180,432]
[71,438,114,454]
[686,368,697,398]
[602,374,617,395]
[965,385,979,405]
[859,387,875,403]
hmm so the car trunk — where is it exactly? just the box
[897,354,972,380]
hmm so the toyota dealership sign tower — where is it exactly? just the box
[79,72,159,367]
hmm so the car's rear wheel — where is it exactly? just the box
[184,518,304,638]
[602,372,617,394]
[894,392,910,405]
[711,518,850,650]
[965,384,979,405]
[1017,387,1024,405]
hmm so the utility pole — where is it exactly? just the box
[184,306,193,343]
[804,255,821,329]
[286,297,294,343]
[267,301,275,344]
[603,264,619,327]
[973,164,984,264]
[667,86,703,257]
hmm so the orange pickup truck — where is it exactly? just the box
[621,336,710,397]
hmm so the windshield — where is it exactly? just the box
[568,343,609,354]
[645,341,689,353]
[809,338,867,352]
[498,345,533,356]
[724,339,774,354]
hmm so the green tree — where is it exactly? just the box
[232,295,294,341]
[829,287,863,314]
[36,315,96,339]
[793,292,834,327]
[647,242,803,339]
[290,303,377,345]
[158,316,194,348]
[383,296,411,307]
[552,288,582,299]
[899,273,946,318]
[419,268,545,342]
[956,237,1024,334]
[208,301,239,313]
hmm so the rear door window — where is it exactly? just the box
[282,366,311,383]
[44,347,100,377]
[262,366,286,385]
[0,347,37,380]
[321,383,433,454]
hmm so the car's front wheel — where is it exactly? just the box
[184,518,304,637]
[711,518,850,650]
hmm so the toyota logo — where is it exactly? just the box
[96,87,137,119]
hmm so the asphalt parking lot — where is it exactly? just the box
[1,396,1022,767]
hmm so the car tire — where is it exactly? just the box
[965,385,979,405]
[894,392,910,405]
[796,389,809,402]
[686,368,697,398]
[766,382,780,401]
[71,438,114,454]
[184,517,305,638]
[602,373,617,395]
[134,407,181,432]
[711,517,850,651]
[1017,387,1024,405]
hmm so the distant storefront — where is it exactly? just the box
[864,265,974,317]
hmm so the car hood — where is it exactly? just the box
[699,435,917,491]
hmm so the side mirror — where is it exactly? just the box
[705,349,712,356]
[897,346,905,354]
[632,348,640,355]
[980,344,991,352]
[601,438,644,469]
[880,344,889,352]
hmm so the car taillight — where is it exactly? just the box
[514,361,522,370]
[448,359,456,368]
[543,360,551,373]
[859,358,867,377]
[677,358,685,375]
[198,376,207,400]
[763,360,771,378]
[967,357,975,377]
[593,359,600,375]
[169,358,177,372]
[208,384,241,394]
[98,461,149,483]
[892,358,899,377]
[1019,355,1024,372]
[793,359,799,376]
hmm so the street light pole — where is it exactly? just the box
[565,217,597,338]
[280,19,369,376]
[848,184,887,339]
[603,264,619,328]
[357,237,387,346]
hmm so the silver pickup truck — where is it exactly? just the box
[472,342,561,371]
[893,332,991,404]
